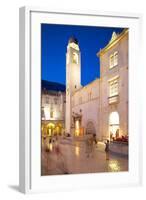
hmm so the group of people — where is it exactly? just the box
[44,133,110,161]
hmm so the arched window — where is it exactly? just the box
[72,52,78,64]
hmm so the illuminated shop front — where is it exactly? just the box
[75,119,80,136]
[74,119,84,137]
[41,122,64,137]
[41,80,66,138]
[47,123,55,136]
[109,111,120,140]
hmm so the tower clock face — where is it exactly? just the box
[72,52,78,64]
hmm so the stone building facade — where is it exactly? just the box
[66,29,128,140]
[98,29,128,140]
[41,80,66,137]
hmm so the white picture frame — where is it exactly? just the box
[19,6,142,194]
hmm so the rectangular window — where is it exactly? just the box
[114,51,118,66]
[109,54,114,68]
[109,79,119,97]
[109,51,118,69]
[50,110,54,118]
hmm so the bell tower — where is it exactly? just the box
[65,37,81,134]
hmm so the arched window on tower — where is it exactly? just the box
[72,52,78,64]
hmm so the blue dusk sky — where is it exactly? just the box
[41,24,123,86]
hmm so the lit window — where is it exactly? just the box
[109,79,119,97]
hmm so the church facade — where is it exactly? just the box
[66,29,128,141]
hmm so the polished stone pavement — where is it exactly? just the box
[41,137,128,176]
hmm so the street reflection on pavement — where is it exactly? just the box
[41,136,128,175]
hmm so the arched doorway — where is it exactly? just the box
[41,123,49,137]
[86,121,96,135]
[46,123,55,136]
[55,123,63,136]
[46,122,64,137]
[109,111,120,140]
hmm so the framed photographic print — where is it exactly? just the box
[19,7,142,193]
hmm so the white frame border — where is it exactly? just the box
[19,7,143,194]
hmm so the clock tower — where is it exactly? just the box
[65,37,82,135]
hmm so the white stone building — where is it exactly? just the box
[66,29,128,140]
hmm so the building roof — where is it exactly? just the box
[97,28,128,57]
[42,80,66,92]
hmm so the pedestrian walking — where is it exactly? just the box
[105,139,110,160]
[85,135,94,158]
